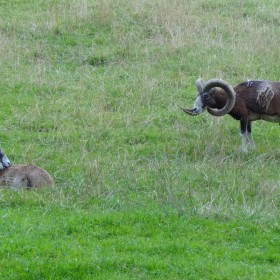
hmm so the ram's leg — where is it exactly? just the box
[240,120,248,152]
[247,122,255,149]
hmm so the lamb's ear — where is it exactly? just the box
[195,78,204,94]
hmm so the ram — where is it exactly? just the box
[181,78,280,152]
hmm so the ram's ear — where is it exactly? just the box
[195,78,204,94]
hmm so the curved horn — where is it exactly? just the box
[179,106,200,116]
[203,79,236,117]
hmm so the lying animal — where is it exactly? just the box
[181,78,280,152]
[0,164,54,189]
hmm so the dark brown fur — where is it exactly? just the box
[210,81,280,121]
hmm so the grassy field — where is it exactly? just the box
[1,0,280,278]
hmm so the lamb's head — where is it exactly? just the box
[0,148,11,170]
[181,78,236,116]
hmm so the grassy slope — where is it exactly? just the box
[1,0,280,278]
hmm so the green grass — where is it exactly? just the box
[1,194,280,279]
[1,0,280,278]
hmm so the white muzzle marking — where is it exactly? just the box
[2,156,11,168]
[0,151,11,169]
[193,95,204,114]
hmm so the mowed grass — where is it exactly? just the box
[1,0,280,278]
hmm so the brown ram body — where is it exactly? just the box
[212,81,280,120]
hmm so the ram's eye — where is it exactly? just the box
[202,93,209,99]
